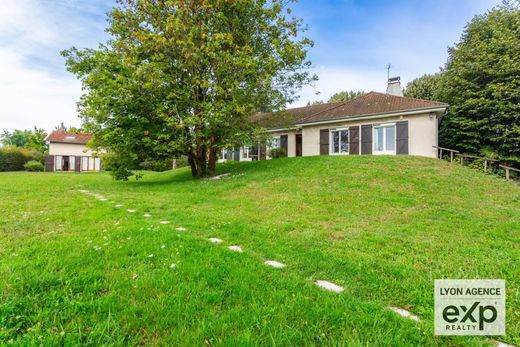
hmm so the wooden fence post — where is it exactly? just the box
[450,151,454,163]
[484,160,487,173]
[505,167,510,180]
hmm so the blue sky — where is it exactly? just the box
[0,0,499,132]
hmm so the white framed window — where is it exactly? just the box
[218,148,234,162]
[88,157,95,171]
[69,156,75,171]
[82,157,88,171]
[55,155,62,171]
[266,136,281,159]
[241,146,253,161]
[271,136,281,149]
[373,123,396,155]
[329,129,349,155]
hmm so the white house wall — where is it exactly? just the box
[300,112,438,158]
[48,143,94,156]
[268,130,300,157]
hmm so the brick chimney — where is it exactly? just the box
[386,76,403,96]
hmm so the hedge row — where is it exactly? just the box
[0,146,42,171]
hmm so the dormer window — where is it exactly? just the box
[66,135,76,140]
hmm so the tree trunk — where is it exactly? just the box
[187,151,199,178]
[208,135,217,177]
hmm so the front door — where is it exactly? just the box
[62,156,70,171]
[295,134,302,157]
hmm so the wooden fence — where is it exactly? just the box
[433,146,519,182]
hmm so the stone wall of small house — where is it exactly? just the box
[301,112,438,158]
[48,142,93,156]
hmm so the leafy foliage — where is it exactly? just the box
[403,73,442,101]
[0,147,39,171]
[62,0,315,178]
[269,148,287,158]
[1,128,48,153]
[24,160,44,172]
[306,90,365,105]
[437,8,520,163]
[328,90,365,103]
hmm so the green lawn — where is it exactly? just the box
[1,156,518,346]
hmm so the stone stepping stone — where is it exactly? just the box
[389,307,420,322]
[127,209,136,213]
[495,341,516,347]
[99,198,108,201]
[115,204,123,207]
[176,227,187,231]
[264,260,286,268]
[228,245,242,253]
[143,213,152,217]
[208,238,223,243]
[79,190,89,193]
[160,221,170,224]
[315,280,344,293]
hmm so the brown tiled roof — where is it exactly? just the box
[251,101,345,129]
[253,92,448,129]
[47,131,92,144]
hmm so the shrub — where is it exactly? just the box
[0,146,35,171]
[140,158,173,172]
[468,159,485,172]
[140,156,189,171]
[110,166,134,181]
[173,156,189,169]
[24,160,44,172]
[269,148,287,159]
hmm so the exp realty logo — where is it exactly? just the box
[435,279,505,336]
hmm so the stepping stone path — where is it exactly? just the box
[495,341,516,347]
[264,260,286,268]
[315,280,344,293]
[228,245,243,253]
[210,173,230,180]
[389,307,420,322]
[82,189,433,329]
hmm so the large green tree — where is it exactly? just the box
[403,73,442,101]
[63,0,315,178]
[1,128,48,153]
[306,90,365,106]
[328,90,365,103]
[438,8,520,161]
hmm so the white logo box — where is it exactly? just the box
[434,279,505,336]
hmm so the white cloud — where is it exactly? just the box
[0,50,82,131]
[0,0,110,132]
[292,66,388,107]
[0,0,502,130]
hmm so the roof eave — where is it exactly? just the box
[48,140,89,145]
[294,106,448,127]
